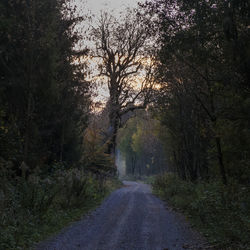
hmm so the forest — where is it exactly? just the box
[0,0,249,249]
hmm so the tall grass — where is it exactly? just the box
[0,168,121,250]
[153,173,250,249]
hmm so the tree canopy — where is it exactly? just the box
[140,0,250,184]
[90,10,155,155]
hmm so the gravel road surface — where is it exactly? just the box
[36,181,205,250]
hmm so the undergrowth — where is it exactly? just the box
[0,167,121,250]
[121,175,156,184]
[153,173,250,250]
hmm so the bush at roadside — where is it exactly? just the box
[153,173,250,249]
[0,166,121,250]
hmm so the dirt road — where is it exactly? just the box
[36,181,205,250]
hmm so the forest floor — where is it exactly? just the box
[35,181,208,250]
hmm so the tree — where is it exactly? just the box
[91,9,155,156]
[141,0,250,184]
[117,111,168,176]
[0,0,91,173]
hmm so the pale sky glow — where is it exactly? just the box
[71,0,148,106]
[73,0,141,15]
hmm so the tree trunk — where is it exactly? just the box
[215,136,227,185]
[209,91,228,185]
[24,0,35,164]
[60,123,65,162]
[107,98,120,157]
[24,90,32,163]
[107,121,118,157]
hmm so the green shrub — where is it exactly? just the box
[153,173,250,249]
[0,166,121,250]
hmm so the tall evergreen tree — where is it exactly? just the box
[0,0,91,174]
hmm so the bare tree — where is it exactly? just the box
[91,9,155,156]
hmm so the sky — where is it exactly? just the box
[73,0,141,15]
[72,0,145,105]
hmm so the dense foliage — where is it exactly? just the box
[141,0,250,184]
[0,168,119,249]
[138,1,250,248]
[1,0,249,248]
[153,173,250,249]
[0,1,118,248]
[0,0,91,171]
[117,111,168,177]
